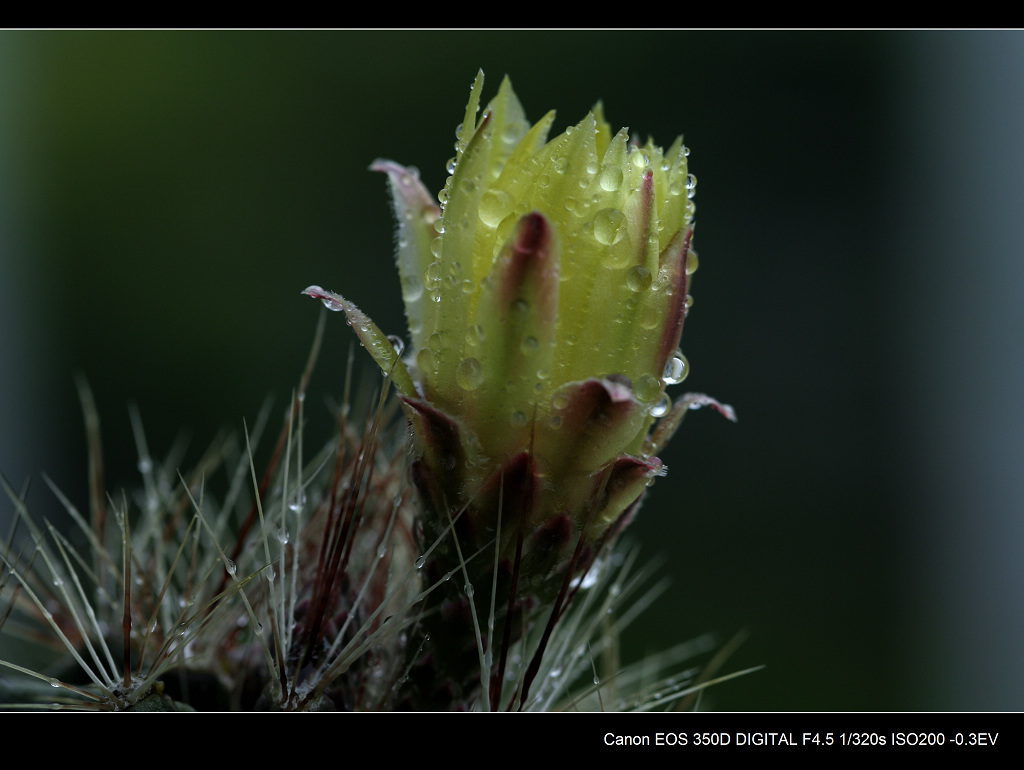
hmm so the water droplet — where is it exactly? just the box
[416,348,436,375]
[224,559,237,576]
[377,543,387,559]
[455,358,484,391]
[49,678,60,688]
[465,324,485,346]
[424,260,442,289]
[552,393,570,410]
[650,393,671,418]
[510,298,530,320]
[387,334,405,357]
[626,265,652,292]
[635,374,662,403]
[254,622,265,636]
[598,165,623,192]
[464,583,475,597]
[478,189,513,228]
[686,173,697,199]
[415,555,426,569]
[445,156,457,175]
[510,411,527,428]
[662,351,689,385]
[137,457,152,474]
[519,335,539,355]
[428,331,447,353]
[288,492,306,512]
[277,526,290,545]
[593,208,626,246]
[686,248,699,276]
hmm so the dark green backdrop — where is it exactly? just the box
[3,30,1022,711]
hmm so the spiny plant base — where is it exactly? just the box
[0,316,750,712]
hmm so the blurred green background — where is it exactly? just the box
[2,30,1023,711]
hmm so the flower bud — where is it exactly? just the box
[304,71,733,603]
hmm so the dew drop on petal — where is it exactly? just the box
[401,274,424,303]
[519,335,539,355]
[626,265,652,292]
[479,189,512,228]
[635,374,662,403]
[387,335,405,357]
[650,393,671,418]
[599,165,623,192]
[662,351,689,385]
[424,261,442,289]
[686,248,699,276]
[593,208,626,246]
[322,297,345,312]
[455,358,484,391]
[417,348,436,375]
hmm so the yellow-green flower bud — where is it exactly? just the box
[304,72,733,596]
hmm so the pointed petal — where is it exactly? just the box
[648,392,737,456]
[301,286,417,397]
[592,454,664,532]
[370,159,441,355]
[541,376,645,474]
[471,212,559,439]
